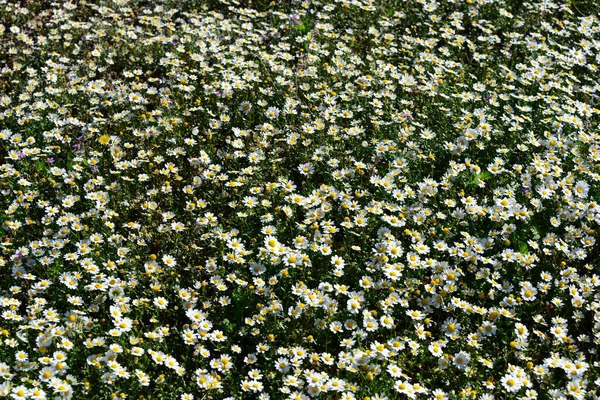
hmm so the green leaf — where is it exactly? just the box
[530,226,541,240]
[297,23,307,34]
[471,171,492,185]
[222,318,237,333]
[518,242,529,255]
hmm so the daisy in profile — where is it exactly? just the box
[371,395,388,400]
[430,389,448,400]
[406,309,425,320]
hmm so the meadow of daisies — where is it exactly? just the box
[1,0,600,398]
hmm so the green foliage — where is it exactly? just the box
[1,0,599,399]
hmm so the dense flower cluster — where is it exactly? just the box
[1,0,600,398]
